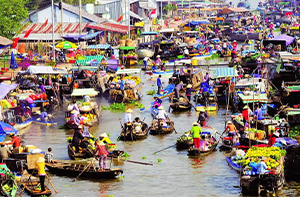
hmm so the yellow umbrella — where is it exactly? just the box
[56,41,77,49]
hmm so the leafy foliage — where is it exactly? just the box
[0,0,29,39]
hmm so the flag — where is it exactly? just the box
[116,15,123,22]
[12,37,20,49]
[276,57,281,73]
[24,28,33,38]
[150,9,156,15]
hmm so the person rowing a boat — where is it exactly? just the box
[153,96,162,108]
[72,126,84,153]
[35,157,47,194]
[124,108,133,132]
[70,110,81,128]
[190,122,202,149]
[94,141,109,171]
[223,121,238,145]
[156,106,168,126]
[197,109,208,127]
[40,108,49,122]
[6,134,21,151]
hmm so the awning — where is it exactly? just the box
[130,11,144,21]
[271,34,295,46]
[71,88,99,97]
[212,67,238,78]
[287,109,300,116]
[218,7,249,15]
[0,83,19,100]
[18,66,68,75]
[238,93,268,104]
[87,44,111,49]
[70,66,99,71]
[87,24,134,34]
[119,46,135,50]
[141,31,158,35]
[160,28,176,33]
[62,31,103,43]
[184,20,210,26]
[116,68,141,75]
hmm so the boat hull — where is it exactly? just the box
[187,143,217,156]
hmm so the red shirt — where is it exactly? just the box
[268,135,276,147]
[9,136,21,148]
[94,145,109,156]
[242,110,249,121]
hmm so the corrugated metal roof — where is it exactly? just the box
[87,23,134,34]
[0,36,12,46]
[21,23,89,34]
[94,1,122,21]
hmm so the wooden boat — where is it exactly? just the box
[45,162,123,179]
[151,70,174,77]
[226,156,242,172]
[149,119,175,135]
[240,166,285,195]
[176,131,212,150]
[188,140,218,156]
[33,118,57,126]
[119,121,149,141]
[0,163,18,197]
[170,97,192,111]
[22,182,52,196]
[150,102,158,119]
[68,144,124,160]
[196,104,218,111]
[13,118,33,130]
[152,84,175,99]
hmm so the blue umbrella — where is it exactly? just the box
[10,51,18,69]
[0,121,18,135]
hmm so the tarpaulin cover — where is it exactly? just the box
[271,34,295,46]
[87,44,110,49]
[62,31,103,43]
[71,88,99,97]
[0,121,18,135]
[184,20,210,26]
[212,67,238,78]
[18,66,68,75]
[238,93,268,103]
[0,82,19,100]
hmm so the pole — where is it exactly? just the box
[79,0,82,35]
[181,0,183,22]
[51,0,55,63]
[128,0,130,39]
[61,0,63,36]
[189,0,191,29]
[161,0,163,27]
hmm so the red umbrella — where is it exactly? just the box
[285,12,293,16]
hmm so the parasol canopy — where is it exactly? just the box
[0,121,18,135]
[56,41,77,49]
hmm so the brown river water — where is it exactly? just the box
[17,72,300,197]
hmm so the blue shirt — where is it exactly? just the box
[40,111,48,122]
[157,78,162,87]
[120,80,125,90]
[257,161,268,174]
[255,108,264,120]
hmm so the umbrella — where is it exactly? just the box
[56,41,77,49]
[285,12,293,16]
[0,121,18,135]
[0,82,19,100]
[10,51,18,69]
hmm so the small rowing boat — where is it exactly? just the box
[13,118,33,130]
[152,84,175,99]
[188,140,218,156]
[45,162,123,179]
[170,97,192,111]
[22,182,52,196]
[33,118,57,126]
[226,156,242,172]
[119,121,149,141]
[149,119,175,135]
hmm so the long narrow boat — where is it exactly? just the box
[13,118,33,130]
[119,121,149,141]
[225,157,242,172]
[149,119,175,135]
[170,97,192,111]
[176,131,211,150]
[22,182,52,196]
[45,162,123,179]
[188,141,218,156]
[152,84,175,99]
[32,118,57,126]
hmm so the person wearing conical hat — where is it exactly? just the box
[242,105,250,124]
[190,122,202,149]
[94,141,109,171]
[99,133,112,144]
[186,84,192,102]
[197,109,208,127]
[35,157,47,194]
[156,106,168,123]
[70,110,80,128]
[124,108,133,132]
[72,126,84,153]
[223,121,238,145]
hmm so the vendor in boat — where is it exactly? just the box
[40,109,49,122]
[99,133,112,144]
[133,117,142,133]
[72,126,84,153]
[94,141,109,171]
[157,106,168,124]
[155,55,161,67]
[197,109,208,127]
[45,147,56,163]
[190,122,202,149]
[153,96,162,108]
[200,82,210,106]
[6,134,21,150]
[175,81,184,99]
[186,84,192,102]
[70,110,81,127]
[242,105,251,124]
[184,47,189,58]
[202,72,210,85]
[268,131,279,147]
[199,135,209,151]
[223,121,238,145]
[254,104,264,120]
[35,157,47,194]
[0,142,11,162]
[157,75,162,94]
[124,108,133,132]
[71,100,80,113]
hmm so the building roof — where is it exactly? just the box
[218,7,249,14]
[0,36,12,46]
[87,22,134,34]
[18,23,90,41]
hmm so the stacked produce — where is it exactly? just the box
[28,93,48,101]
[288,125,300,138]
[0,99,17,109]
[113,76,141,86]
[236,147,286,170]
[245,128,265,140]
[177,132,193,144]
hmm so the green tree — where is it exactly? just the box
[163,3,176,18]
[0,0,29,39]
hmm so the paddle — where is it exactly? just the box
[45,174,58,194]
[153,144,176,155]
[19,170,35,196]
[72,158,95,182]
[108,156,153,166]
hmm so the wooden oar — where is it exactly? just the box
[153,144,176,154]
[109,157,153,166]
[45,174,58,194]
[72,158,95,182]
[19,170,35,196]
